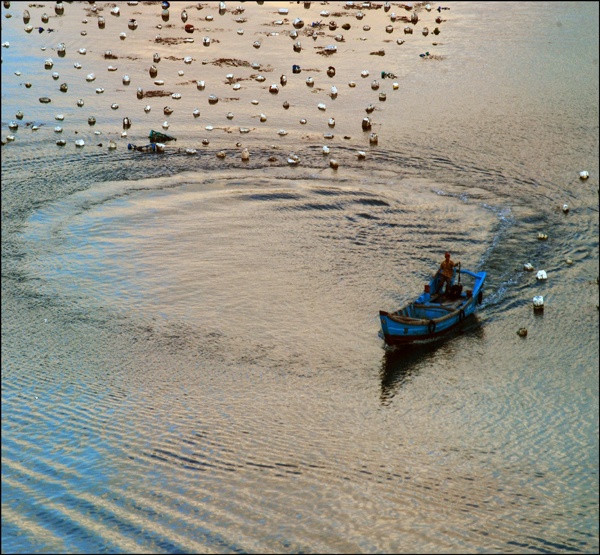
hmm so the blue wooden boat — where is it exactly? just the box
[379,265,486,346]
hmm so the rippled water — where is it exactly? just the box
[2,2,598,554]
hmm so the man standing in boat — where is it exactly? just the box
[438,252,460,296]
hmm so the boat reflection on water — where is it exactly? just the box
[379,316,485,405]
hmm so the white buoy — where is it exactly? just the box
[533,296,544,310]
[536,270,547,280]
[579,171,589,180]
[523,263,534,271]
[322,145,330,155]
[317,103,326,111]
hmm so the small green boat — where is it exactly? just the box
[149,129,176,142]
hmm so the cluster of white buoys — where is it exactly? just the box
[519,168,596,319]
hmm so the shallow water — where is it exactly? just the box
[2,2,599,554]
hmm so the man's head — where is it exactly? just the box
[445,252,450,259]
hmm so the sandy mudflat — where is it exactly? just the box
[1,1,449,155]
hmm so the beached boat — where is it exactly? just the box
[379,265,486,346]
[149,129,176,142]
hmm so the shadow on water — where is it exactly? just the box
[379,316,485,405]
